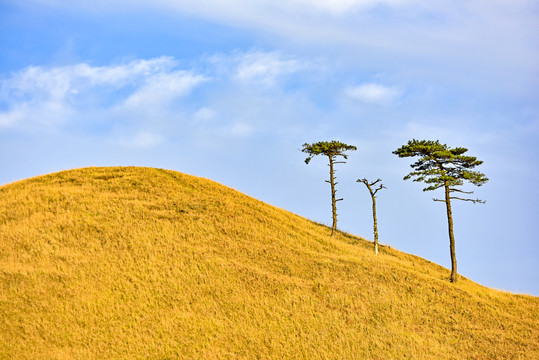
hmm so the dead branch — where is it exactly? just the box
[450,197,486,204]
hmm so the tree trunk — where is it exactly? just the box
[371,193,379,255]
[444,182,458,283]
[328,156,337,236]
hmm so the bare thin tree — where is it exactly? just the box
[357,178,386,254]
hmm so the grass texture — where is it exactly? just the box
[0,166,537,359]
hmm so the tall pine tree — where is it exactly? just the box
[393,139,488,283]
[302,141,357,236]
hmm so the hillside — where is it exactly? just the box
[0,166,537,359]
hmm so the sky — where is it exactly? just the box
[1,0,538,295]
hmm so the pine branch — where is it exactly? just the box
[450,197,486,204]
[373,182,387,196]
[449,188,474,194]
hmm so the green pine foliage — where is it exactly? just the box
[301,141,357,164]
[393,139,488,193]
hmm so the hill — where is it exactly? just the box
[0,166,537,359]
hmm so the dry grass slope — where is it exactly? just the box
[0,166,537,359]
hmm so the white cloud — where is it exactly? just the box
[209,51,303,86]
[236,52,299,85]
[293,0,409,14]
[0,51,315,141]
[0,106,26,128]
[121,71,207,110]
[72,57,178,86]
[3,57,177,99]
[345,83,401,104]
[26,0,415,16]
[0,57,205,131]
[17,1,539,86]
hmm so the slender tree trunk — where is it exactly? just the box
[371,193,379,255]
[444,182,458,283]
[328,156,337,236]
[360,179,384,254]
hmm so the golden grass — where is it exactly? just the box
[0,166,537,359]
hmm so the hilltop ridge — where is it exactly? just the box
[0,167,537,359]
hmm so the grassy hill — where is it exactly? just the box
[0,166,537,359]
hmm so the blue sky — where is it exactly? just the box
[1,0,538,295]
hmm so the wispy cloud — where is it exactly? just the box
[0,51,324,144]
[207,51,303,87]
[0,57,205,135]
[25,0,538,70]
[345,83,401,104]
[293,0,411,14]
[3,57,177,98]
[13,1,537,107]
[120,71,207,110]
[235,52,300,85]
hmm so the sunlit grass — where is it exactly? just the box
[1,166,537,359]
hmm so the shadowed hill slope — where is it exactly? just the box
[0,166,537,359]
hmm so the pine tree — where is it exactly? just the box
[393,139,488,283]
[302,141,357,236]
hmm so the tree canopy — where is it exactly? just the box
[302,141,357,165]
[393,139,488,197]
